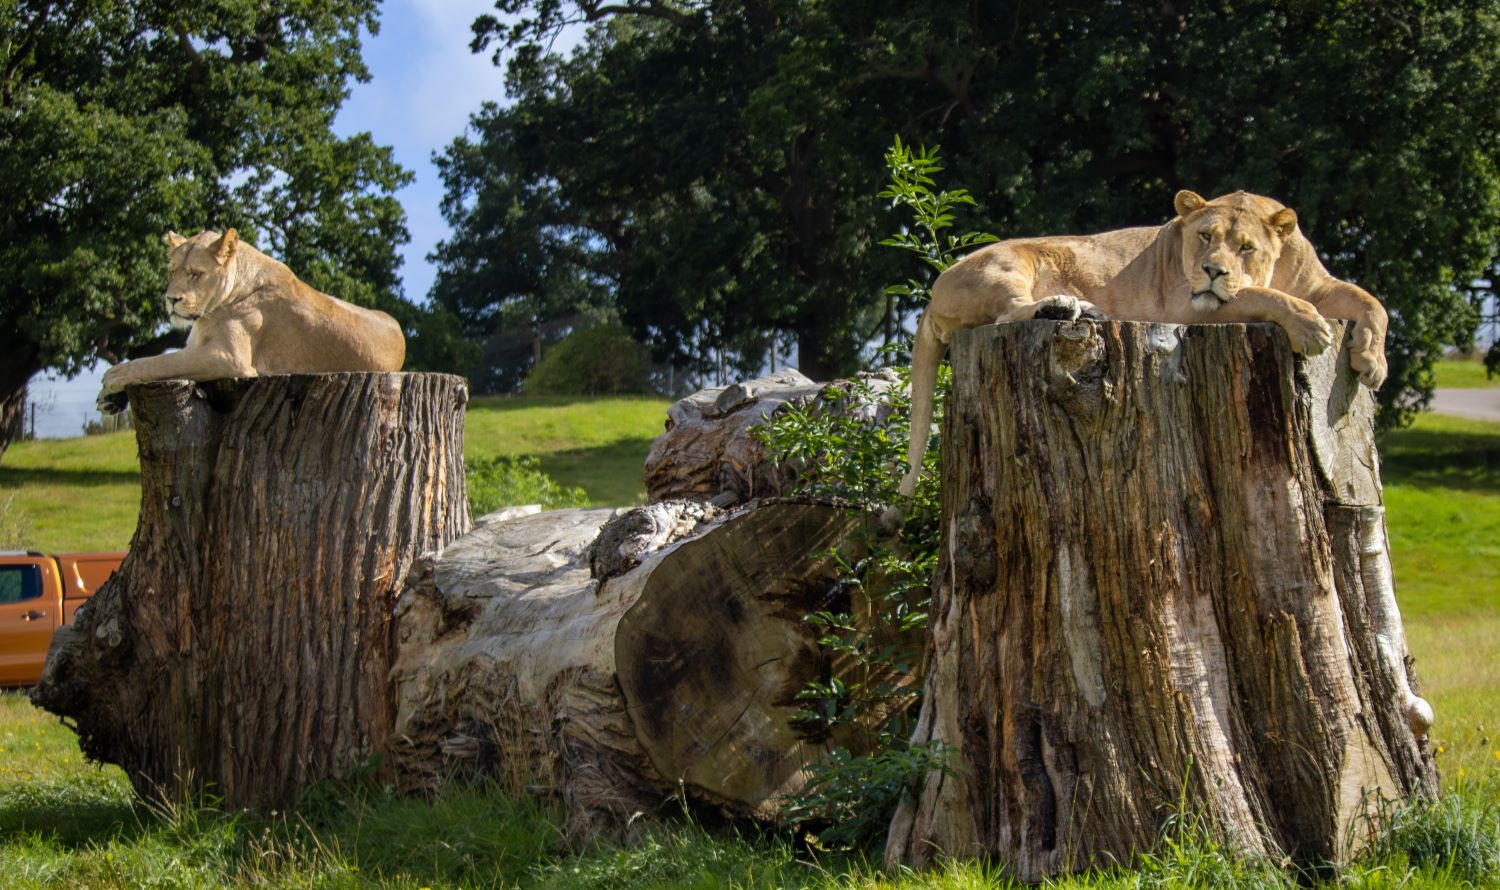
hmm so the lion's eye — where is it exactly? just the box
[190,270,202,280]
[1198,231,1211,243]
[1239,243,1255,253]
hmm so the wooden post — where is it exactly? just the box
[885,320,1437,878]
[33,373,470,811]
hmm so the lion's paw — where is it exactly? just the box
[97,390,129,416]
[1349,328,1388,389]
[1283,311,1334,356]
[1034,295,1088,321]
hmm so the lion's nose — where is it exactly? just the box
[1203,264,1227,280]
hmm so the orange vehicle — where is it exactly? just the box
[0,551,126,687]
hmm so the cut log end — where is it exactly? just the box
[391,498,871,832]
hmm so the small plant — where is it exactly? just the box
[877,136,999,313]
[757,139,993,851]
[466,455,590,516]
[1133,810,1293,890]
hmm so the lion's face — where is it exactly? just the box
[1174,191,1297,312]
[162,229,240,332]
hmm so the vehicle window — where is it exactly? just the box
[0,566,41,604]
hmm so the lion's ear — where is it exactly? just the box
[1269,207,1298,238]
[1174,190,1208,218]
[164,231,187,250]
[213,228,239,265]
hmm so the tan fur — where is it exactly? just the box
[97,229,406,412]
[895,190,1389,503]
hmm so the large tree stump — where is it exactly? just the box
[389,498,865,834]
[885,320,1437,878]
[33,373,470,810]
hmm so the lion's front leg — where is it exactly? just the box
[1307,280,1389,389]
[96,343,256,414]
[1213,287,1335,356]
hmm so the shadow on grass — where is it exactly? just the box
[536,439,656,507]
[1378,424,1500,494]
[0,776,148,848]
[0,467,141,487]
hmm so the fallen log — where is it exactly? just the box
[33,373,470,810]
[885,320,1438,878]
[388,498,867,834]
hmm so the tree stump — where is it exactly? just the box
[32,373,470,811]
[388,498,865,834]
[885,320,1438,878]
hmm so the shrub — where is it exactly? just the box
[466,455,590,516]
[522,324,651,396]
[755,139,991,852]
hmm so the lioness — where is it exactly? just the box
[97,229,406,413]
[895,189,1389,503]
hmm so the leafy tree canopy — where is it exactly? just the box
[438,0,1500,422]
[0,0,418,454]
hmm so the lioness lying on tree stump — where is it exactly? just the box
[893,189,1390,506]
[97,229,405,413]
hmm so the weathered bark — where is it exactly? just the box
[32,373,470,811]
[644,367,902,505]
[389,498,864,834]
[885,320,1437,879]
[644,369,824,504]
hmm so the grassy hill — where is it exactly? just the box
[0,391,1497,887]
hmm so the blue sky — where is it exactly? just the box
[28,0,516,437]
[334,0,507,303]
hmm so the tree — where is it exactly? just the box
[0,0,413,459]
[438,0,1500,422]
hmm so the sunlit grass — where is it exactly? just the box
[1432,359,1500,389]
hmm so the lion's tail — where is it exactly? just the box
[896,310,946,504]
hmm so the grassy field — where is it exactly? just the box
[1432,358,1500,389]
[0,394,671,552]
[0,393,1496,887]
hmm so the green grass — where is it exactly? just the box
[1379,413,1500,796]
[0,394,672,552]
[0,405,1497,888]
[1432,359,1500,389]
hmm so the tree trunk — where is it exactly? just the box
[885,320,1438,879]
[32,373,470,811]
[389,499,865,835]
[0,347,40,461]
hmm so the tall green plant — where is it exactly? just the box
[758,140,994,851]
[878,137,998,309]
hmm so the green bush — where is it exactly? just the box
[754,139,989,852]
[522,324,651,395]
[466,455,590,516]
